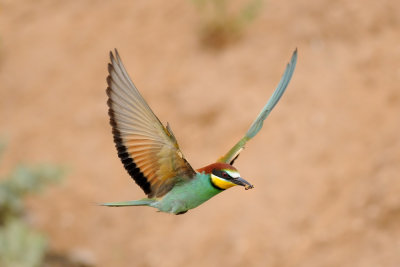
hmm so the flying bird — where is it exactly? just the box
[102,49,297,214]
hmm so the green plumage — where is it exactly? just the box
[102,173,221,214]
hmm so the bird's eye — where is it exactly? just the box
[222,172,229,178]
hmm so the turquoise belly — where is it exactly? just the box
[153,173,222,214]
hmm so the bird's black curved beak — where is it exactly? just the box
[233,177,254,190]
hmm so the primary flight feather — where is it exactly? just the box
[102,49,297,214]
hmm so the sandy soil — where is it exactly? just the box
[1,0,400,266]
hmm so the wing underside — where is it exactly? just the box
[106,50,195,198]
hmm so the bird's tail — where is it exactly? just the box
[100,198,156,207]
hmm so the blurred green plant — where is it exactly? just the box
[191,0,263,49]
[0,219,47,267]
[0,145,63,267]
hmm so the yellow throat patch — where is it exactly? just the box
[210,174,236,190]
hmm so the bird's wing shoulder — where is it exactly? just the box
[106,50,195,198]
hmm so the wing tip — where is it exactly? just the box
[114,48,121,61]
[109,48,119,59]
[290,48,298,68]
[109,48,123,66]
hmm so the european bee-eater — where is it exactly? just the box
[102,49,297,214]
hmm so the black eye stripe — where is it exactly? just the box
[212,169,232,179]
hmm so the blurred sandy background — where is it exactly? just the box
[1,0,400,266]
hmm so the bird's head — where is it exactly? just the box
[197,163,254,190]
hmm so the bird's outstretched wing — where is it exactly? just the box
[106,50,195,198]
[218,49,298,164]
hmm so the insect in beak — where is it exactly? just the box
[233,177,254,190]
